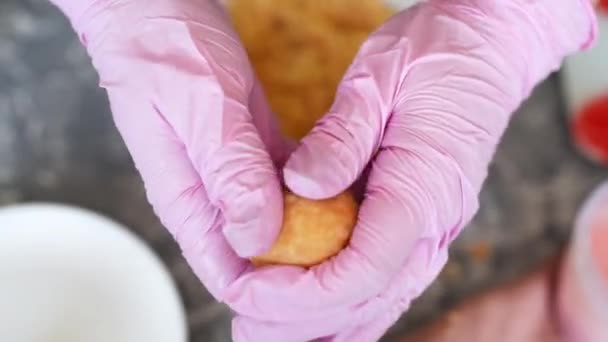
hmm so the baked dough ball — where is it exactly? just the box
[251,190,358,267]
[228,0,393,139]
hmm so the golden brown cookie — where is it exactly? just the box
[251,190,358,267]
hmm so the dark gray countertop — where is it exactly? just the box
[1,1,606,341]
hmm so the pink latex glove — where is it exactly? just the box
[223,1,598,341]
[48,0,291,301]
[50,0,598,341]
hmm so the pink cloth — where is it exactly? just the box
[49,0,597,341]
[400,259,562,342]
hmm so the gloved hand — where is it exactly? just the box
[49,0,291,301]
[224,1,598,341]
[51,0,598,341]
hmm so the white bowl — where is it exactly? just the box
[0,203,187,342]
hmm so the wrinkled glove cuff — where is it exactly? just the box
[50,0,107,23]
[50,0,129,50]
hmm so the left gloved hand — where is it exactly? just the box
[48,0,292,305]
[225,1,598,341]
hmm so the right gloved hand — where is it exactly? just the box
[225,1,598,341]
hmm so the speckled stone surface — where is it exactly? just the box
[0,1,606,341]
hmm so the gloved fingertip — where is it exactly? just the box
[283,166,329,200]
[223,179,283,258]
[283,138,348,200]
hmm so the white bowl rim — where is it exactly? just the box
[0,201,188,342]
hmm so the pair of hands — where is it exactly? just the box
[50,0,597,341]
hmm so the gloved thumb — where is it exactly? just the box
[283,71,391,199]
